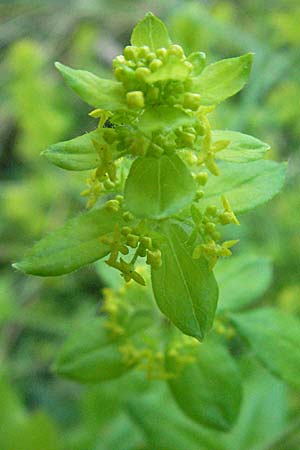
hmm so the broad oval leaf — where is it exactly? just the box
[55,62,126,110]
[216,253,272,312]
[213,130,270,163]
[230,308,300,389]
[53,317,134,383]
[145,56,190,83]
[139,106,195,134]
[191,53,253,105]
[127,388,227,450]
[13,208,122,276]
[151,222,218,340]
[201,160,287,213]
[43,129,102,171]
[166,339,242,431]
[226,363,288,450]
[124,154,196,219]
[130,12,171,50]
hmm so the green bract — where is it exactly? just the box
[14,12,286,340]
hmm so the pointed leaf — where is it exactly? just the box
[201,160,287,213]
[55,62,126,110]
[127,389,227,450]
[213,130,270,163]
[53,317,134,383]
[191,53,253,105]
[124,154,196,219]
[43,129,102,170]
[151,222,218,339]
[145,56,190,83]
[230,308,300,388]
[130,12,171,50]
[139,106,195,134]
[226,364,288,450]
[13,208,122,276]
[166,339,242,431]
[216,254,272,311]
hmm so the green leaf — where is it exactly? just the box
[55,62,126,110]
[216,253,272,311]
[145,56,190,83]
[201,160,287,213]
[139,106,195,134]
[226,363,288,450]
[124,154,196,219]
[130,12,171,50]
[230,308,300,388]
[151,222,218,340]
[127,388,227,450]
[42,129,102,171]
[188,51,206,77]
[166,339,242,431]
[191,53,253,105]
[13,207,122,276]
[53,317,134,383]
[212,130,270,163]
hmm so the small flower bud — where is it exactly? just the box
[126,234,139,248]
[195,190,204,200]
[124,46,136,60]
[183,92,201,110]
[137,45,150,58]
[114,67,124,81]
[149,58,163,71]
[126,91,145,108]
[205,205,217,216]
[156,47,167,59]
[135,67,151,80]
[140,236,152,249]
[105,199,119,212]
[195,172,208,185]
[123,211,134,222]
[147,86,160,101]
[121,226,132,236]
[167,44,184,58]
[146,249,162,269]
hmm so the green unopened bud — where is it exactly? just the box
[105,199,119,212]
[115,195,124,204]
[137,45,150,58]
[146,52,156,62]
[205,222,216,233]
[149,58,163,71]
[126,91,145,108]
[124,46,136,60]
[195,172,208,185]
[135,67,151,80]
[183,61,193,71]
[219,211,233,225]
[126,234,139,248]
[114,67,124,81]
[212,230,221,241]
[147,86,160,101]
[103,128,117,144]
[121,226,132,236]
[167,44,184,58]
[156,47,167,59]
[195,190,204,200]
[123,211,134,222]
[103,179,115,189]
[183,92,201,110]
[205,205,217,216]
[140,236,152,249]
[192,245,202,259]
[179,132,196,147]
[146,249,162,269]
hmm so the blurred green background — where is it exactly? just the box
[0,1,299,449]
